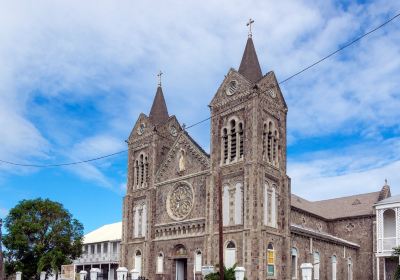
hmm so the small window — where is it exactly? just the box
[157,252,164,274]
[332,255,337,280]
[225,241,236,268]
[103,243,108,254]
[313,252,320,280]
[291,248,298,279]
[347,258,353,280]
[195,251,202,272]
[267,243,275,277]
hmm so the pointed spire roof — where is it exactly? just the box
[238,37,262,83]
[149,86,169,125]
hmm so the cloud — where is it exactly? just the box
[0,0,399,196]
[289,138,400,200]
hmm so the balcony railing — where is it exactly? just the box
[382,237,397,251]
[74,253,119,264]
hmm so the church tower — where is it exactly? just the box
[208,27,291,279]
[121,81,182,276]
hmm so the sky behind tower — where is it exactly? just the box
[0,0,399,233]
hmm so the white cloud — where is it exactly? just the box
[0,0,399,195]
[289,138,400,200]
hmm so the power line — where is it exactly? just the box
[0,149,129,168]
[0,11,399,168]
[185,11,400,129]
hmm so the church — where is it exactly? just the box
[120,29,396,279]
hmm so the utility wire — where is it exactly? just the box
[0,11,399,168]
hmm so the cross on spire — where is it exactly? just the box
[157,70,163,87]
[247,18,255,38]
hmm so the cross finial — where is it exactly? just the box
[157,70,163,87]
[247,18,255,38]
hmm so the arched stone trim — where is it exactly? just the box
[220,116,244,165]
[134,152,149,188]
[263,119,279,167]
[331,255,337,280]
[156,252,164,274]
[194,249,202,272]
[134,249,142,275]
[225,240,237,268]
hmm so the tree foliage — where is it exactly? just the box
[3,198,83,279]
[205,264,247,280]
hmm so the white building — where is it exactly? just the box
[375,193,400,280]
[74,222,122,280]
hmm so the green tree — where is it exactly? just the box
[3,198,83,280]
[205,264,247,280]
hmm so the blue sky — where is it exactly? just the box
[0,0,400,234]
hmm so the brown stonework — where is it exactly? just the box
[120,36,388,280]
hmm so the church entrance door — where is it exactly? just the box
[175,259,187,280]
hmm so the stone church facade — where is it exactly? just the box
[120,35,392,280]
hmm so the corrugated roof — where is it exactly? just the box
[291,224,360,248]
[83,222,122,244]
[375,194,400,205]
[291,192,380,220]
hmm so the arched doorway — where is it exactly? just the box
[173,245,188,280]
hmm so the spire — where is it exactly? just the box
[238,19,262,83]
[149,72,169,125]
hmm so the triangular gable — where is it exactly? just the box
[128,113,151,140]
[155,132,210,183]
[209,68,252,107]
[257,71,288,110]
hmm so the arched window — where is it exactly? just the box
[221,118,244,165]
[225,241,236,268]
[195,250,202,272]
[267,122,273,163]
[263,123,267,158]
[313,252,320,280]
[383,209,396,250]
[144,156,149,183]
[140,154,144,186]
[230,120,237,161]
[135,160,139,187]
[331,255,337,280]
[347,258,353,280]
[222,128,228,164]
[156,252,164,273]
[135,250,142,275]
[273,130,278,166]
[291,248,298,279]
[265,121,279,167]
[267,243,275,276]
[238,123,244,158]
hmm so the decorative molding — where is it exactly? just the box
[155,133,210,183]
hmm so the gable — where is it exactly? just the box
[128,113,151,141]
[209,68,252,108]
[155,132,210,183]
[257,71,288,110]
